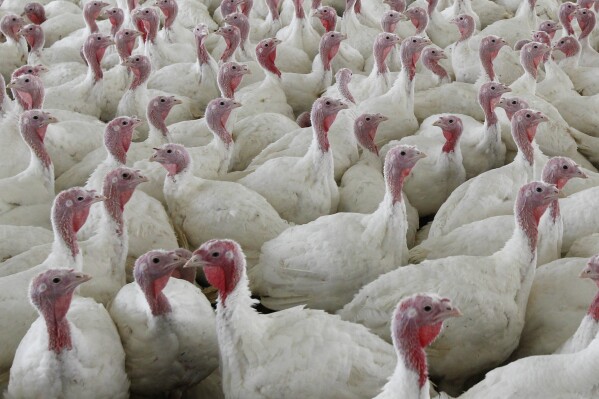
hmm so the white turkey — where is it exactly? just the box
[183,238,397,399]
[250,144,426,312]
[6,269,129,399]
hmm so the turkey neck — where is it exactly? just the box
[383,317,437,398]
[337,73,355,105]
[40,293,74,353]
[147,108,172,144]
[373,40,392,76]
[83,43,105,83]
[293,0,305,19]
[161,0,177,31]
[423,56,448,82]
[389,43,419,114]
[21,119,52,173]
[220,32,240,62]
[129,62,151,91]
[51,203,83,266]
[137,272,173,316]
[478,94,501,155]
[13,80,44,111]
[84,7,100,33]
[206,107,234,150]
[195,34,211,67]
[512,123,537,169]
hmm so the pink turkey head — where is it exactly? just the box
[383,0,406,13]
[497,97,529,121]
[515,181,559,253]
[559,2,579,36]
[102,167,148,217]
[335,67,355,104]
[20,109,57,143]
[575,7,596,39]
[150,143,191,176]
[479,35,507,81]
[115,29,142,61]
[218,61,251,98]
[205,97,241,148]
[433,115,463,153]
[23,2,46,25]
[541,157,587,190]
[185,239,246,307]
[553,36,581,59]
[512,109,548,165]
[384,145,427,203]
[320,31,346,71]
[19,24,44,52]
[255,37,281,77]
[400,36,432,80]
[477,81,511,125]
[580,255,599,281]
[133,249,182,316]
[6,73,44,110]
[103,7,124,36]
[404,7,428,35]
[381,10,402,33]
[0,14,25,41]
[122,54,152,89]
[12,64,47,78]
[520,41,550,80]
[451,14,475,42]
[216,24,241,62]
[82,33,114,81]
[147,95,181,136]
[104,116,142,164]
[311,97,348,152]
[421,46,448,80]
[155,0,178,30]
[313,6,337,33]
[132,7,159,43]
[30,269,92,353]
[392,293,461,388]
[578,0,596,9]
[373,32,401,74]
[224,12,250,50]
[354,113,388,155]
[220,0,243,18]
[83,1,109,33]
[538,20,560,39]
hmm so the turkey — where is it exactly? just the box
[340,181,559,393]
[0,110,57,229]
[250,144,426,312]
[6,269,129,399]
[183,238,397,399]
[238,97,346,224]
[374,294,462,399]
[150,143,289,267]
[109,249,219,397]
[0,14,27,82]
[575,7,599,67]
[0,188,103,379]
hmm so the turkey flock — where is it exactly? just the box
[1,0,599,397]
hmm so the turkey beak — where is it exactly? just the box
[131,118,144,128]
[446,306,463,318]
[575,167,588,179]
[92,194,107,203]
[273,38,282,45]
[579,265,599,279]
[68,272,93,289]
[232,101,242,108]
[45,115,59,125]
[398,13,408,21]
[6,81,16,89]
[432,119,443,128]
[415,151,427,159]
[183,254,206,269]
[135,171,149,183]
[172,97,183,105]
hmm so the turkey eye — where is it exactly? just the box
[33,115,38,120]
[412,39,416,42]
[533,45,538,48]
[135,58,140,61]
[122,173,130,178]
[97,36,101,40]
[512,101,517,104]
[400,151,406,156]
[563,165,569,170]
[449,119,454,123]
[536,187,542,192]
[491,86,495,90]
[526,114,531,118]
[491,39,495,42]
[424,305,432,312]
[52,277,61,283]
[264,43,268,47]
[220,101,225,105]
[125,32,129,35]
[122,121,128,125]
[211,252,220,257]
[166,149,172,153]
[28,69,32,73]
[77,196,84,201]
[386,36,389,39]
[365,117,371,121]
[160,98,166,102]
[232,65,237,69]
[152,257,160,263]
[25,79,29,82]
[432,51,436,53]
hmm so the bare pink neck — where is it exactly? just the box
[588,288,599,321]
[206,109,234,148]
[514,125,535,166]
[140,274,172,316]
[148,109,170,137]
[109,15,123,36]
[195,35,210,65]
[458,22,474,42]
[374,41,392,75]
[516,200,544,255]
[423,57,448,81]
[42,295,73,353]
[479,95,499,126]
[103,186,131,236]
[84,9,99,33]
[387,167,410,204]
[116,37,136,61]
[22,124,52,169]
[311,112,332,153]
[83,45,105,82]
[53,208,83,259]
[426,0,438,16]
[479,50,497,81]
[293,0,305,18]
[161,2,177,30]
[579,16,596,40]
[15,84,44,110]
[129,63,151,90]
[338,77,355,104]
[221,34,240,62]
